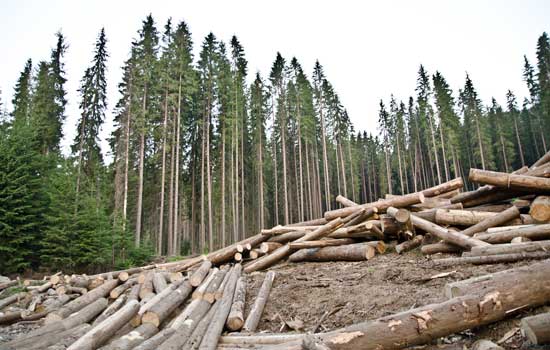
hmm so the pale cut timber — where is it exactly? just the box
[141,280,193,327]
[434,209,525,227]
[219,333,305,345]
[486,224,536,233]
[244,217,344,273]
[387,207,489,249]
[511,236,531,243]
[215,267,232,301]
[473,224,550,243]
[288,243,377,262]
[131,279,184,326]
[460,206,520,237]
[336,195,358,207]
[243,271,275,333]
[288,238,355,250]
[203,268,228,303]
[198,265,242,350]
[366,241,386,254]
[471,340,504,350]
[67,299,140,350]
[9,323,91,350]
[139,272,155,300]
[183,300,220,349]
[92,294,127,326]
[530,196,550,223]
[395,235,424,254]
[0,292,27,310]
[469,168,550,193]
[192,268,218,300]
[521,312,550,345]
[421,241,463,255]
[152,273,168,293]
[207,234,269,265]
[109,278,137,299]
[531,150,550,169]
[468,240,550,256]
[269,259,550,350]
[100,323,158,350]
[287,217,328,227]
[46,279,118,323]
[226,276,246,331]
[433,251,550,266]
[190,261,213,287]
[260,242,283,253]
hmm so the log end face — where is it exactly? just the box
[141,312,160,328]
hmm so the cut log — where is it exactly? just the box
[395,235,424,254]
[192,268,218,300]
[0,292,28,310]
[387,207,488,249]
[203,268,228,303]
[421,241,462,255]
[471,340,504,350]
[473,224,550,243]
[249,249,264,259]
[460,206,520,237]
[92,294,127,327]
[218,333,305,345]
[260,242,283,254]
[243,271,276,332]
[198,265,242,350]
[100,323,158,350]
[141,280,193,327]
[521,312,550,345]
[530,196,550,223]
[469,168,550,193]
[226,276,246,331]
[128,283,141,301]
[184,300,220,350]
[139,272,155,301]
[132,279,184,326]
[67,299,140,350]
[45,279,118,323]
[0,280,19,292]
[287,217,328,227]
[434,209,524,227]
[152,273,168,293]
[511,236,531,243]
[336,195,358,207]
[109,278,137,299]
[288,238,356,250]
[207,234,269,265]
[365,221,385,239]
[288,243,377,262]
[266,259,550,350]
[433,251,550,265]
[57,285,87,295]
[190,261,213,287]
[468,240,550,256]
[11,323,92,350]
[215,266,232,301]
[244,217,344,273]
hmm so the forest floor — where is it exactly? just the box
[244,247,549,350]
[1,248,548,348]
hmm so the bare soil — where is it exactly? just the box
[244,248,550,349]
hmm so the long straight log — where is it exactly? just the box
[468,240,550,256]
[207,234,269,265]
[132,279,184,326]
[531,150,550,169]
[8,323,92,350]
[184,300,220,350]
[92,295,127,327]
[99,323,158,350]
[387,207,488,249]
[530,196,550,223]
[192,268,218,300]
[287,218,328,227]
[226,276,246,331]
[109,278,137,299]
[242,271,275,333]
[0,280,19,292]
[288,243,376,262]
[141,280,193,327]
[421,241,462,255]
[0,292,27,310]
[395,235,424,254]
[521,312,550,345]
[190,261,213,287]
[67,299,140,350]
[433,251,550,265]
[460,206,520,237]
[473,224,550,243]
[198,265,242,350]
[46,279,118,323]
[152,273,168,293]
[244,218,344,273]
[335,195,358,207]
[288,238,356,250]
[434,209,527,227]
[266,259,550,350]
[469,168,550,193]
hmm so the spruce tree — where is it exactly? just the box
[11,59,33,125]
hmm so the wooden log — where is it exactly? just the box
[530,196,550,223]
[287,217,328,227]
[242,271,276,333]
[365,221,385,239]
[57,285,87,295]
[0,280,19,292]
[45,279,118,323]
[204,268,228,303]
[10,323,92,350]
[100,323,158,350]
[521,312,550,345]
[531,150,550,168]
[139,272,155,301]
[421,241,462,255]
[288,238,356,250]
[387,207,488,249]
[471,340,504,350]
[288,243,376,262]
[67,299,139,350]
[192,268,218,300]
[184,300,220,349]
[244,218,343,273]
[395,235,424,254]
[89,266,152,282]
[0,292,27,310]
[394,208,415,239]
[218,334,305,345]
[473,224,550,243]
[141,280,193,327]
[226,276,246,332]
[469,168,550,193]
[336,195,358,207]
[468,240,550,256]
[92,294,126,327]
[190,261,213,287]
[152,273,168,293]
[435,209,522,227]
[198,265,242,350]
[267,230,306,244]
[249,249,264,259]
[215,268,231,301]
[511,236,531,243]
[109,278,137,299]
[460,206,520,237]
[260,242,283,253]
[132,279,185,326]
[324,191,425,220]
[265,259,550,350]
[433,251,550,265]
[528,161,550,177]
[207,234,269,265]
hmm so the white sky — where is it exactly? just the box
[1,0,549,158]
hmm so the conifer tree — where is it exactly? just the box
[11,59,33,125]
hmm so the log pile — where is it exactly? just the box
[1,151,550,349]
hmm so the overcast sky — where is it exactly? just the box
[1,0,549,158]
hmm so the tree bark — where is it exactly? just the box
[468,240,550,256]
[288,243,377,262]
[243,271,275,333]
[469,169,550,193]
[395,235,424,254]
[433,251,550,266]
[521,312,550,345]
[190,261,212,287]
[141,281,192,327]
[288,238,356,250]
[473,224,550,243]
[226,276,246,331]
[460,206,520,236]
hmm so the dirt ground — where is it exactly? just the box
[243,249,550,349]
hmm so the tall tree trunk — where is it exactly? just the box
[347,140,357,200]
[499,134,509,172]
[514,116,526,167]
[258,124,264,230]
[173,76,182,255]
[136,84,147,248]
[206,94,213,252]
[305,141,313,220]
[396,134,404,195]
[474,113,486,169]
[281,108,289,225]
[167,119,175,256]
[74,101,87,216]
[158,88,169,256]
[339,141,347,198]
[320,103,331,211]
[221,118,226,248]
[241,109,245,239]
[297,114,304,222]
[428,113,442,184]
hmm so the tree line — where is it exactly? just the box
[1,14,549,273]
